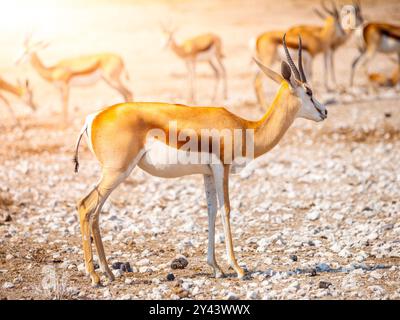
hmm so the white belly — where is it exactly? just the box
[137,137,255,178]
[196,45,217,62]
[69,69,103,87]
[379,35,400,53]
[138,139,213,178]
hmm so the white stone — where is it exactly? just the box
[306,210,320,221]
[226,292,239,300]
[2,282,14,289]
[246,291,259,299]
[112,269,124,278]
[137,258,150,266]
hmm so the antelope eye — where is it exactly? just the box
[306,87,312,96]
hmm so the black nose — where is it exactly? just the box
[325,109,328,116]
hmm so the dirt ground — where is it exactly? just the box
[1,0,400,300]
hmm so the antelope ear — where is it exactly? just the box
[253,57,284,84]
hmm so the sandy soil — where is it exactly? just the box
[0,0,400,300]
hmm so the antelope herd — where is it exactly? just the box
[1,1,399,285]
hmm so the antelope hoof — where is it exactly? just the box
[214,269,226,279]
[105,270,115,281]
[90,271,101,287]
[236,267,246,279]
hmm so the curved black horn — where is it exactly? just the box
[321,0,334,15]
[282,33,301,81]
[332,0,340,17]
[298,36,307,83]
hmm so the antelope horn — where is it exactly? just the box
[314,7,327,20]
[353,0,360,12]
[282,33,300,81]
[321,0,334,15]
[332,0,340,17]
[298,36,307,83]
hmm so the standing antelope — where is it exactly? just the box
[74,35,327,286]
[162,25,227,103]
[253,1,345,108]
[16,35,133,123]
[0,77,36,123]
[350,15,400,88]
[314,0,364,85]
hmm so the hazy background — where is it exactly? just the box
[1,0,399,120]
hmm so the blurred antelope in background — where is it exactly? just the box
[16,35,133,123]
[0,77,36,124]
[350,3,400,89]
[74,35,327,286]
[368,67,399,89]
[161,24,227,103]
[253,0,346,109]
[314,0,364,85]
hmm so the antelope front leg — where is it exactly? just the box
[208,60,220,102]
[203,174,224,278]
[212,164,246,279]
[323,51,331,92]
[91,215,115,281]
[329,50,337,88]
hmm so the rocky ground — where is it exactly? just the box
[1,0,400,300]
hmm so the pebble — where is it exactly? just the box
[171,256,189,270]
[289,281,300,291]
[137,258,150,266]
[316,263,331,272]
[226,292,239,300]
[112,269,124,278]
[166,273,175,281]
[246,291,259,299]
[319,281,332,289]
[2,282,14,289]
[306,210,320,221]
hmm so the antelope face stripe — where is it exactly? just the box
[305,86,327,119]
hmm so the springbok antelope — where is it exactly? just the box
[74,35,327,286]
[368,66,399,88]
[16,35,133,122]
[0,77,36,123]
[350,19,400,88]
[162,25,227,103]
[253,1,345,108]
[314,0,364,85]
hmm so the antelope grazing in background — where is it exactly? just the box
[253,1,346,108]
[350,12,400,89]
[16,35,133,123]
[0,76,36,124]
[161,24,227,103]
[74,35,327,286]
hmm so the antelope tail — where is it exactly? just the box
[73,121,88,173]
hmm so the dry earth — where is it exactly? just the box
[0,0,400,300]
